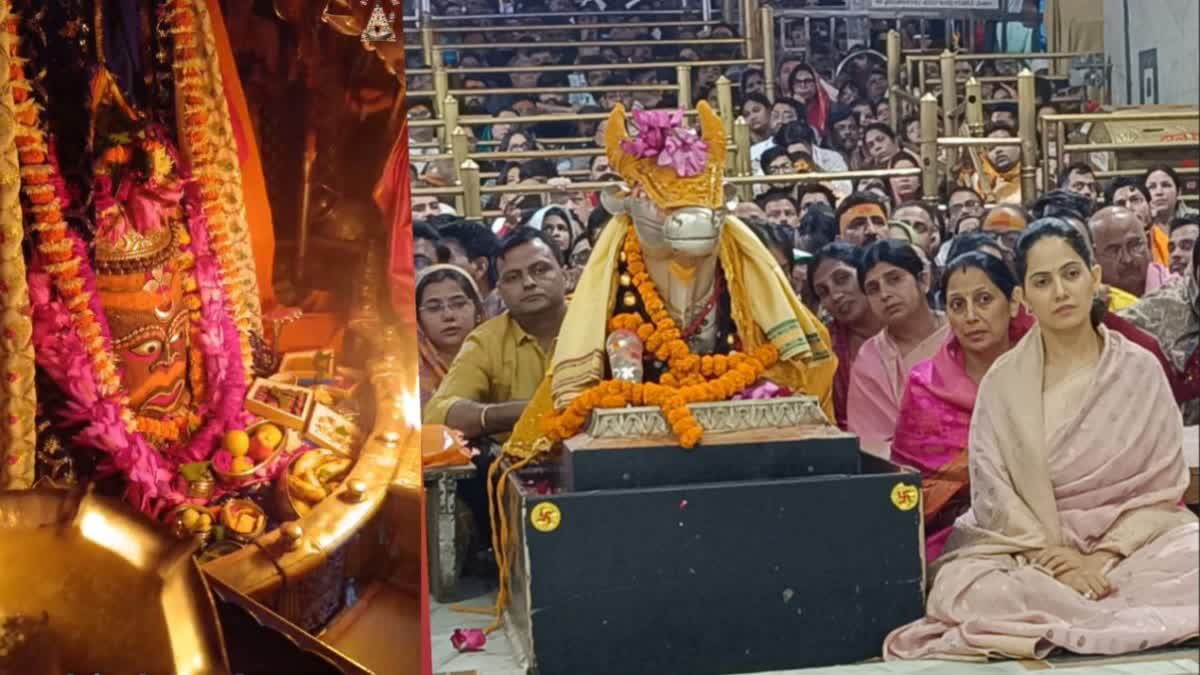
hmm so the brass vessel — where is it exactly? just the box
[0,488,229,674]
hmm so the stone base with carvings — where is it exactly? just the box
[583,395,829,440]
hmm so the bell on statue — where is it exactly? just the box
[606,329,644,383]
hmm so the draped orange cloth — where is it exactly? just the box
[1150,225,1170,267]
[203,0,276,309]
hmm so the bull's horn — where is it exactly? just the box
[605,104,636,180]
[697,101,726,169]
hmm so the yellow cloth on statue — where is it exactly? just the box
[717,215,837,414]
[505,215,838,458]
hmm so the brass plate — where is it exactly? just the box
[0,489,229,674]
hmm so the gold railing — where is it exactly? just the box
[411,19,721,34]
[412,56,766,150]
[1037,110,1200,192]
[415,8,716,22]
[885,31,1103,127]
[416,165,925,221]
[413,32,749,68]
[408,57,763,78]
[414,75,744,212]
[413,54,1197,217]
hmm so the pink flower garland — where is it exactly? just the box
[29,137,249,518]
[618,109,710,178]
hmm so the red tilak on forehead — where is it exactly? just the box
[839,204,885,231]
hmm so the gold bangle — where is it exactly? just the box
[479,404,489,433]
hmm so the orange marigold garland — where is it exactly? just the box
[6,16,121,397]
[540,230,779,448]
[164,0,255,375]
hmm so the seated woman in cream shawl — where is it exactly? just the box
[885,219,1198,661]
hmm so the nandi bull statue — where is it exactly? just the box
[504,101,838,456]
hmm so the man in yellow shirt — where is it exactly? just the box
[423,228,568,439]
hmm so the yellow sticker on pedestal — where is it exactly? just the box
[890,483,920,511]
[530,502,562,532]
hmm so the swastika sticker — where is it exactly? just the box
[530,502,562,532]
[890,483,920,511]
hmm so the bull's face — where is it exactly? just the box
[660,206,724,258]
[603,185,735,262]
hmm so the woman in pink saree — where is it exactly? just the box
[848,240,950,455]
[885,220,1198,661]
[893,252,1034,565]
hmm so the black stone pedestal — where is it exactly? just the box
[503,443,925,675]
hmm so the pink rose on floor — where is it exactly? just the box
[450,628,487,652]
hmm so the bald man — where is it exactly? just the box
[1089,206,1175,298]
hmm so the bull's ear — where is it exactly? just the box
[600,183,631,215]
[722,181,739,212]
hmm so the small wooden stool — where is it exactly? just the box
[424,463,477,602]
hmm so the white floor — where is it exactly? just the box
[430,579,1199,675]
[431,578,526,675]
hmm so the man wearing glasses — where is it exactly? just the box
[1090,206,1176,300]
[946,187,985,235]
[425,228,568,440]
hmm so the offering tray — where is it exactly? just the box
[0,488,228,674]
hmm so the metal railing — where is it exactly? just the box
[407,57,763,78]
[885,31,1106,129]
[402,18,1196,217]
[406,10,739,67]
[414,76,1196,218]
[412,54,769,153]
[1037,110,1200,192]
[415,76,741,213]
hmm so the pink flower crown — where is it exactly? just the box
[618,109,710,178]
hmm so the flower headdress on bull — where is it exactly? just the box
[600,102,736,261]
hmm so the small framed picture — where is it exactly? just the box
[279,349,336,380]
[245,378,314,430]
[305,403,362,456]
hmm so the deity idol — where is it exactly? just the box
[16,59,248,514]
[89,78,197,432]
[506,102,838,455]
